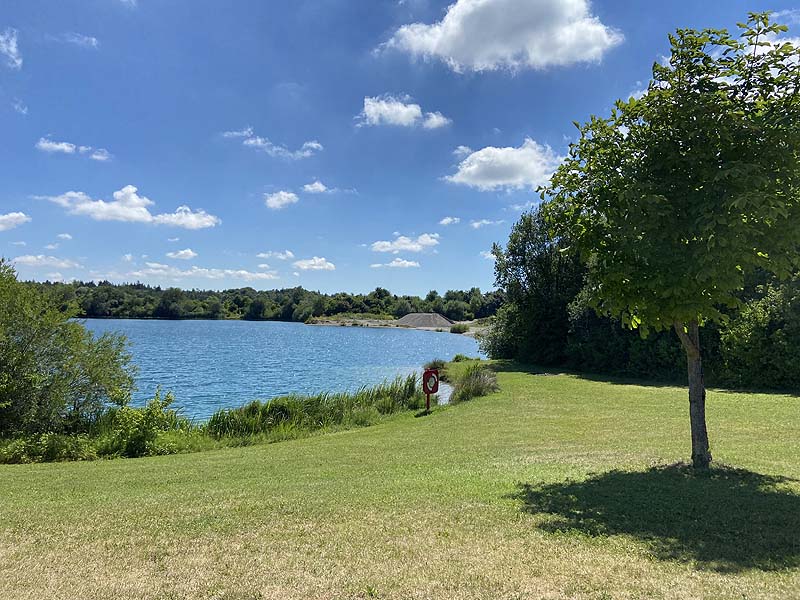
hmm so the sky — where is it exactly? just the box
[1,0,798,296]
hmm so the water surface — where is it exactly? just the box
[85,319,483,420]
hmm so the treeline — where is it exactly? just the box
[27,281,505,323]
[483,209,800,391]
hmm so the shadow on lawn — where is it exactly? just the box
[512,464,800,572]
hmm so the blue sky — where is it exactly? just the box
[1,0,798,295]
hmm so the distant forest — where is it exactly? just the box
[26,280,505,323]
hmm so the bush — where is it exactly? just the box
[0,433,97,464]
[450,324,469,334]
[451,354,475,363]
[424,358,446,370]
[718,282,800,389]
[450,363,499,404]
[95,389,189,458]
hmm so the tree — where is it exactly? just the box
[544,13,800,468]
[0,260,135,435]
[484,208,584,364]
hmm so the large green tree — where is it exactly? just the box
[544,13,800,468]
[0,260,135,435]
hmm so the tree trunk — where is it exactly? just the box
[673,319,712,469]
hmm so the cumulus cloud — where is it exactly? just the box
[44,243,59,250]
[36,137,76,154]
[257,250,294,260]
[166,248,197,260]
[264,190,299,210]
[122,253,133,262]
[37,185,221,229]
[223,126,323,160]
[446,138,563,191]
[13,255,81,269]
[357,94,451,129]
[470,219,504,229]
[0,212,31,231]
[0,28,21,70]
[57,233,72,240]
[371,258,420,268]
[453,145,472,157]
[439,216,460,226]
[480,250,496,261]
[129,262,279,282]
[303,180,328,193]
[371,233,439,253]
[293,256,336,271]
[384,0,623,72]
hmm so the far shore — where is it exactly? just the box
[308,316,486,338]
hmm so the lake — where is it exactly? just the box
[84,319,484,420]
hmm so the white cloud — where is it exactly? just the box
[61,33,99,48]
[36,137,76,154]
[480,250,496,261]
[129,262,279,282]
[357,94,451,128]
[774,9,800,25]
[293,256,336,271]
[44,243,59,250]
[13,255,81,269]
[46,272,65,282]
[439,216,460,226]
[264,190,299,210]
[371,233,439,253]
[471,219,504,229]
[0,28,21,70]
[118,0,137,7]
[223,127,323,160]
[12,99,27,115]
[57,233,72,240]
[36,137,112,160]
[167,237,179,242]
[90,148,112,162]
[10,241,26,246]
[628,80,647,100]
[166,248,198,260]
[371,258,420,268]
[422,111,451,129]
[257,250,294,260]
[446,138,563,191]
[38,185,221,229]
[257,263,271,269]
[303,180,328,193]
[122,253,133,262]
[0,212,31,231]
[385,0,622,72]
[453,145,472,157]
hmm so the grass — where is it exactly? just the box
[2,361,800,599]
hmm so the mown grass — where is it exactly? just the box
[2,362,800,599]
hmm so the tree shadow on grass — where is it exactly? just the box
[511,464,800,573]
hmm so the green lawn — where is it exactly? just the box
[2,363,800,599]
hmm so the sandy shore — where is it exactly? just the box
[307,317,486,338]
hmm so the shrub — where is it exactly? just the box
[450,363,499,404]
[451,354,475,363]
[424,358,446,370]
[95,389,189,458]
[450,362,500,404]
[450,324,469,334]
[0,433,97,464]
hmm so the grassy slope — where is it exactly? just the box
[2,364,800,599]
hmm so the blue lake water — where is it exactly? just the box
[84,319,484,420]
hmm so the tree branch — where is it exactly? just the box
[674,321,700,359]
